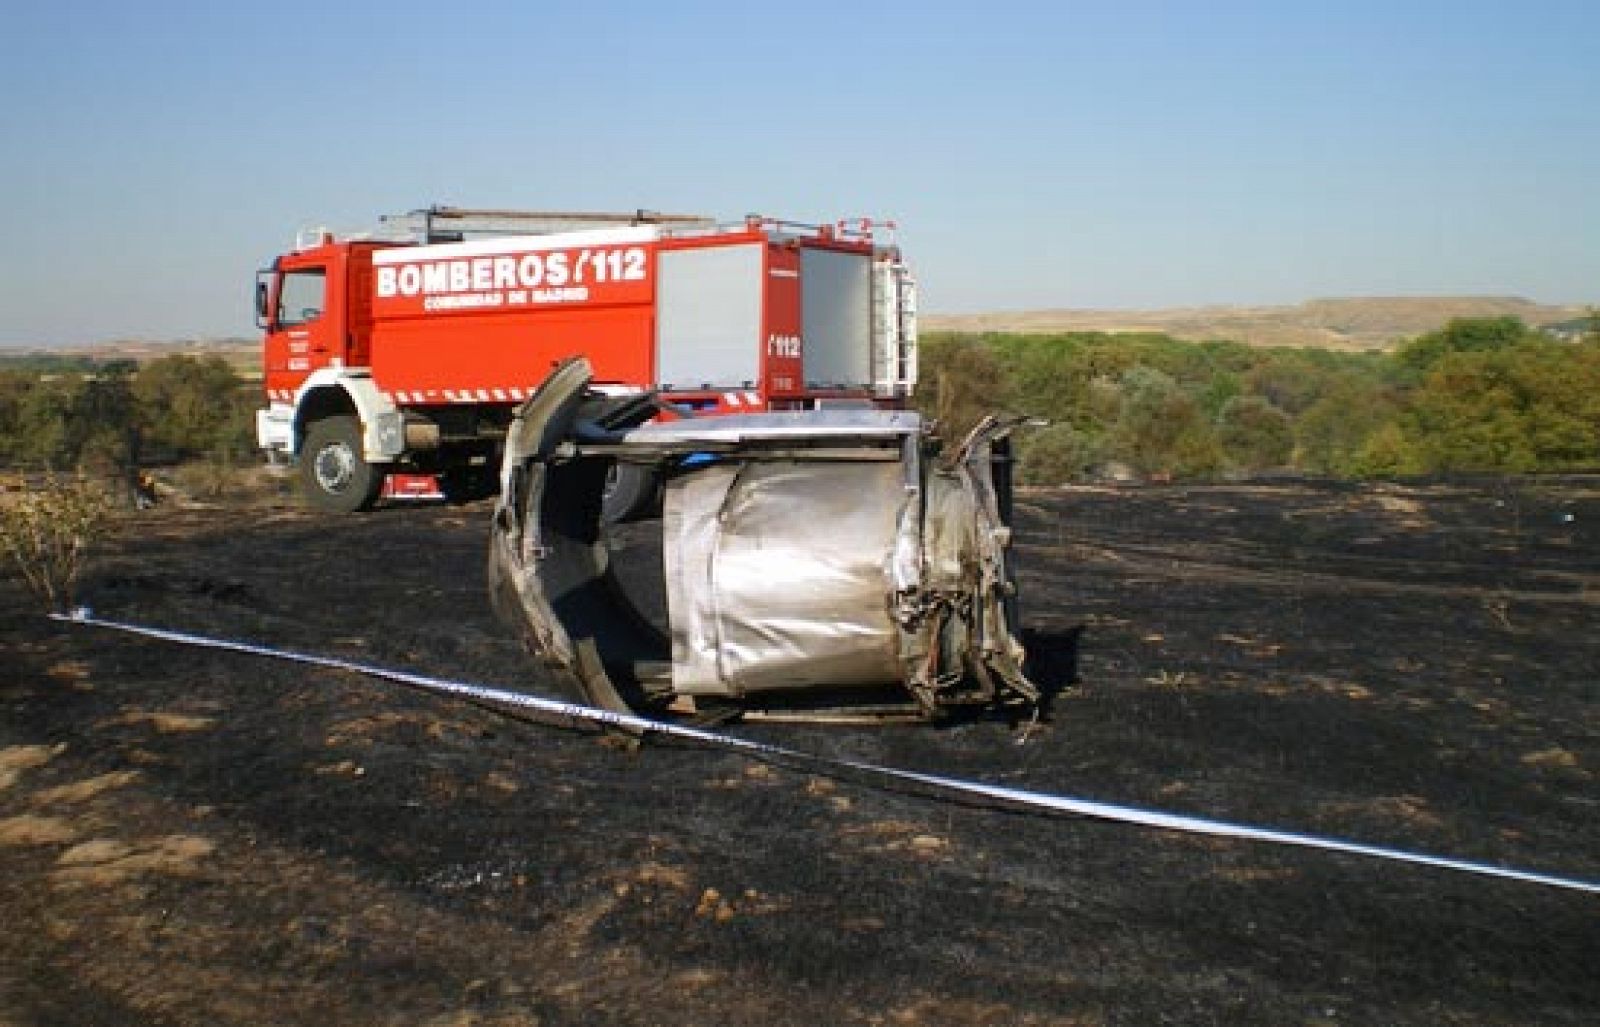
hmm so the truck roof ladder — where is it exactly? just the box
[381,206,717,244]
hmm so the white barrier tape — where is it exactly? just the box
[50,609,1600,896]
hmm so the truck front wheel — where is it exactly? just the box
[300,415,384,513]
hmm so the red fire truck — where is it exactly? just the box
[254,207,918,512]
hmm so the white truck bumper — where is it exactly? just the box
[256,403,295,455]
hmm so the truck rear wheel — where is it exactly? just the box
[300,415,384,513]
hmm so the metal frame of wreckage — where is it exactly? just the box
[488,357,1040,723]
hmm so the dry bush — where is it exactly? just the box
[1017,423,1100,485]
[171,450,239,500]
[168,455,294,506]
[0,473,115,611]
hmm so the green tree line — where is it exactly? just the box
[4,316,1597,487]
[0,355,255,474]
[919,316,1600,483]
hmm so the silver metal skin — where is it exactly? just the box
[489,357,1038,721]
[665,459,907,694]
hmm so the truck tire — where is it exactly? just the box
[602,463,660,523]
[300,415,384,513]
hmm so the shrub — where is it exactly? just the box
[1216,395,1294,471]
[1105,366,1223,478]
[172,447,242,500]
[1018,424,1100,485]
[915,337,1012,446]
[0,474,115,611]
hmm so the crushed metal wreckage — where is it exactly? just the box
[488,357,1040,722]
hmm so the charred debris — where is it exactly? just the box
[488,358,1040,725]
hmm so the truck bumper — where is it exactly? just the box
[364,410,405,461]
[256,404,295,454]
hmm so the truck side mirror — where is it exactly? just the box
[254,273,273,328]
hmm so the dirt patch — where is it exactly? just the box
[53,834,216,887]
[0,744,66,793]
[101,710,218,734]
[31,770,142,805]
[0,815,78,847]
[1317,795,1447,833]
[44,660,92,686]
[325,710,453,747]
[1522,747,1583,771]
[1371,491,1431,528]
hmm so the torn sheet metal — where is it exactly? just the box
[489,356,1039,720]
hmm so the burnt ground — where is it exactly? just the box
[1,476,1597,1025]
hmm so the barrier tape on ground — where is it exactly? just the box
[49,609,1600,896]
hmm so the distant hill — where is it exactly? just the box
[0,337,260,375]
[923,296,1591,350]
[5,296,1592,365]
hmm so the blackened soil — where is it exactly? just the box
[2,478,1597,1024]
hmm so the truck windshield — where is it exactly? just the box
[276,268,326,327]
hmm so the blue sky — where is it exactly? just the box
[1,0,1596,345]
